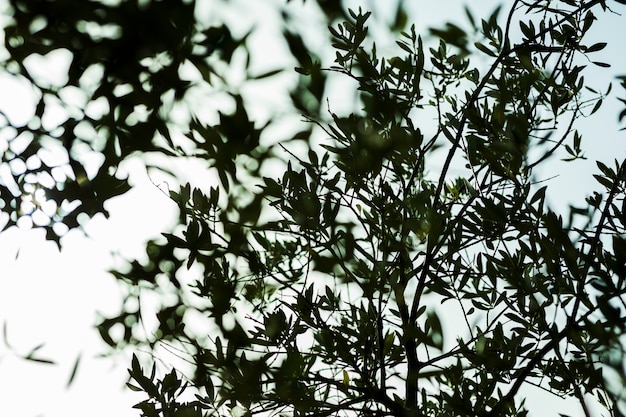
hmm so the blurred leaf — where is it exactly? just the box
[66,353,82,388]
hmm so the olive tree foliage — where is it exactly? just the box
[3,1,626,417]
[108,1,626,416]
[0,0,346,243]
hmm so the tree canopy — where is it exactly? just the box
[2,0,626,416]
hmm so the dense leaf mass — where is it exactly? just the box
[2,1,626,417]
[0,0,260,242]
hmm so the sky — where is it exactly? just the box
[0,162,177,417]
[0,1,625,417]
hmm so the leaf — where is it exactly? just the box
[474,42,496,57]
[590,99,602,115]
[24,356,56,365]
[262,177,283,198]
[384,332,395,355]
[66,353,82,388]
[613,236,626,264]
[582,10,596,34]
[163,369,182,394]
[596,161,614,178]
[593,174,614,190]
[126,383,143,392]
[519,21,534,39]
[465,6,476,29]
[397,41,413,54]
[204,376,215,401]
[2,321,10,349]
[426,311,444,349]
[250,68,283,80]
[530,186,547,205]
[585,42,607,53]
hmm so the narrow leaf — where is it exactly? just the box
[66,353,82,388]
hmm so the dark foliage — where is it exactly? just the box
[2,1,626,417]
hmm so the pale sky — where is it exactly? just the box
[0,1,625,417]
